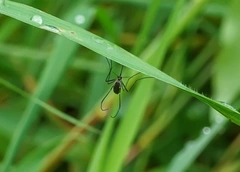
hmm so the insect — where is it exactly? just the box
[101,58,149,118]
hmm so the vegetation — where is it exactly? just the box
[1,0,240,171]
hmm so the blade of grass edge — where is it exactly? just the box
[0,1,240,166]
[168,0,240,170]
[102,0,186,171]
[0,78,100,134]
[132,0,162,55]
[87,118,116,172]
[1,3,97,172]
[167,119,228,172]
[0,0,239,133]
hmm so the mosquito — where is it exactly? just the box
[100,58,150,118]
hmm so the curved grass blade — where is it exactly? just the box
[0,0,239,125]
[1,2,240,172]
[168,0,240,170]
[0,78,100,134]
[0,3,97,171]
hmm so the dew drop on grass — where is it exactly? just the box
[92,36,105,44]
[74,14,85,25]
[40,25,61,34]
[219,101,238,113]
[106,43,115,51]
[202,126,211,135]
[31,15,43,25]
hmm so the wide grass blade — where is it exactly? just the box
[168,0,240,171]
[1,1,240,171]
[0,0,239,135]
[102,0,187,171]
[1,2,96,171]
[0,78,100,134]
[87,118,116,172]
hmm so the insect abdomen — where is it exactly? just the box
[113,81,121,94]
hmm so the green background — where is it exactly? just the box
[1,0,240,172]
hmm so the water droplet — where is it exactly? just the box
[219,101,238,113]
[202,127,211,135]
[40,25,61,34]
[92,36,105,44]
[106,43,115,51]
[31,15,43,25]
[74,14,85,25]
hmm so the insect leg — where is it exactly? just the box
[106,79,116,85]
[125,72,141,87]
[105,58,113,82]
[127,75,153,91]
[119,65,124,76]
[101,86,114,111]
[121,80,129,92]
[105,57,112,69]
[111,93,121,118]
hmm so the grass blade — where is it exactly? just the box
[0,0,239,138]
[1,1,240,171]
[1,2,96,171]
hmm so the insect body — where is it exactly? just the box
[113,77,122,94]
[101,58,151,118]
[101,61,128,117]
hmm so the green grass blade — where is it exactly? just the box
[167,119,227,172]
[103,1,187,171]
[105,80,154,172]
[1,2,96,171]
[132,40,215,159]
[0,78,100,134]
[16,137,63,172]
[0,0,238,127]
[168,0,240,171]
[1,2,240,171]
[132,0,162,55]
[87,118,115,172]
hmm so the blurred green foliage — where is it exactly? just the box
[1,0,240,172]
